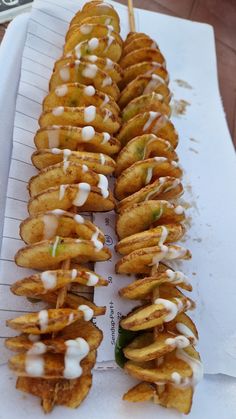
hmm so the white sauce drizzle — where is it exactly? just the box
[145,167,153,185]
[87,55,98,63]
[175,348,203,387]
[101,132,110,144]
[41,271,57,290]
[98,174,109,198]
[165,335,190,349]
[154,298,178,322]
[91,227,103,251]
[71,269,77,280]
[100,153,105,165]
[84,85,96,96]
[25,354,45,377]
[84,105,96,123]
[159,226,168,246]
[175,205,184,215]
[102,76,112,87]
[28,334,40,342]
[28,342,47,355]
[105,35,114,51]
[73,183,91,206]
[52,106,64,116]
[78,304,94,321]
[81,126,95,141]
[143,74,163,94]
[55,85,68,97]
[82,63,98,79]
[74,214,85,224]
[176,323,198,345]
[59,66,70,82]
[59,184,67,200]
[63,338,90,379]
[88,37,99,51]
[166,269,191,287]
[105,57,114,70]
[143,111,160,131]
[80,24,92,35]
[87,272,99,286]
[82,164,89,172]
[102,94,110,107]
[42,214,58,240]
[38,310,49,331]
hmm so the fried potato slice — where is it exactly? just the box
[20,211,105,244]
[123,329,193,362]
[115,245,191,274]
[65,36,122,63]
[32,148,116,175]
[124,346,201,383]
[69,3,120,29]
[166,312,199,344]
[116,223,185,255]
[122,93,171,122]
[119,62,169,90]
[11,267,107,297]
[6,319,103,353]
[120,295,189,331]
[28,162,110,197]
[117,112,178,148]
[54,55,123,83]
[119,48,165,69]
[43,82,119,116]
[9,350,96,378]
[119,75,171,109]
[123,31,153,47]
[34,126,120,155]
[115,135,177,176]
[64,24,122,55]
[41,292,106,316]
[117,177,183,212]
[123,381,155,402]
[114,158,182,200]
[66,15,120,42]
[39,106,120,134]
[119,270,192,300]
[7,308,83,334]
[28,184,115,215]
[157,382,193,414]
[15,238,111,269]
[49,62,120,100]
[16,373,92,412]
[116,200,185,239]
[123,37,158,56]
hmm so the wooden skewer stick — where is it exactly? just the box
[127,0,136,32]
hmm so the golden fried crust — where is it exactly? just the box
[119,48,165,69]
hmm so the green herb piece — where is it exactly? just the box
[152,207,163,222]
[115,326,139,368]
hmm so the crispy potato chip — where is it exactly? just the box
[28,184,115,215]
[122,93,171,122]
[123,381,155,402]
[54,55,123,83]
[9,349,96,379]
[119,61,169,90]
[123,37,158,56]
[63,24,122,55]
[43,82,119,116]
[20,211,105,244]
[119,270,192,301]
[32,149,116,175]
[123,31,152,47]
[124,346,201,383]
[166,312,199,343]
[28,162,110,197]
[116,245,191,274]
[7,308,82,334]
[119,48,165,69]
[34,126,120,155]
[116,223,185,255]
[49,61,120,100]
[11,267,107,297]
[117,112,178,148]
[119,75,171,109]
[69,3,120,29]
[41,292,106,316]
[115,158,182,200]
[6,319,103,353]
[66,16,120,42]
[116,200,185,239]
[39,106,120,134]
[157,382,193,414]
[16,373,93,412]
[115,135,177,176]
[64,36,122,63]
[15,238,111,269]
[117,177,183,212]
